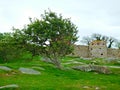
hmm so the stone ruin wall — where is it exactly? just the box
[89,40,107,58]
[72,45,120,58]
[72,45,89,58]
[107,48,120,58]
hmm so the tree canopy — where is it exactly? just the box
[13,10,78,69]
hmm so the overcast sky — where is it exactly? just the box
[0,0,120,43]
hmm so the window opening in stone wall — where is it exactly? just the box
[101,53,103,55]
[97,43,99,45]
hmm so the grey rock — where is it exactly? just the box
[95,87,100,90]
[32,66,45,71]
[19,67,41,75]
[63,61,84,65]
[72,65,111,74]
[42,57,52,63]
[0,66,12,71]
[0,84,19,89]
[82,58,92,60]
[107,66,120,68]
[105,58,118,62]
[83,86,90,89]
[105,57,117,60]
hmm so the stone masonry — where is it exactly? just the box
[73,40,120,58]
[89,40,107,58]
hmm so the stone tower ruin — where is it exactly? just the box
[89,40,107,58]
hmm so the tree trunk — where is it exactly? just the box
[108,42,113,48]
[52,57,62,69]
[44,55,62,69]
[54,59,61,69]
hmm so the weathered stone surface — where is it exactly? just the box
[0,66,12,71]
[105,57,117,61]
[0,84,19,89]
[83,86,90,89]
[32,66,45,71]
[63,61,84,65]
[19,67,41,75]
[72,44,120,58]
[72,65,111,74]
[82,58,92,60]
[89,40,107,58]
[105,58,120,64]
[95,87,100,90]
[106,66,120,69]
[42,57,52,63]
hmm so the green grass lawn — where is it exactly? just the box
[0,56,120,90]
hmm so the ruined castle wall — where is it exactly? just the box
[89,45,107,58]
[72,45,89,57]
[89,40,107,58]
[72,45,120,58]
[107,48,120,58]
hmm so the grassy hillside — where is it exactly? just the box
[0,56,120,90]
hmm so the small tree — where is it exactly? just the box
[92,33,102,40]
[81,36,92,45]
[92,33,117,48]
[0,32,23,62]
[107,37,117,48]
[16,10,78,69]
[81,33,117,48]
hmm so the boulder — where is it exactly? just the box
[32,66,45,71]
[19,67,41,75]
[0,84,19,89]
[72,65,111,74]
[0,66,12,71]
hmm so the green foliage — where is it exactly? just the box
[15,10,78,68]
[0,33,15,62]
[0,32,26,63]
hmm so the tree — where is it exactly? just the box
[91,33,109,42]
[81,36,92,45]
[0,33,4,40]
[0,32,20,62]
[0,33,12,61]
[0,31,28,63]
[15,10,78,69]
[12,27,39,60]
[81,33,117,48]
[107,37,117,48]
[92,33,102,40]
